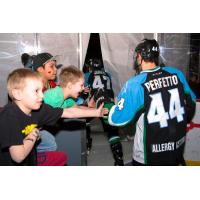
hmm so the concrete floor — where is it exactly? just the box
[87,118,133,166]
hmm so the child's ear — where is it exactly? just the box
[37,66,44,73]
[67,82,73,89]
[12,89,22,100]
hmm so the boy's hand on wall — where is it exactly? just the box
[83,87,90,94]
[97,103,109,117]
[88,95,95,108]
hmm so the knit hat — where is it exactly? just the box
[32,53,59,71]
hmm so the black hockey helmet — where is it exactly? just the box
[135,39,159,63]
[86,58,103,70]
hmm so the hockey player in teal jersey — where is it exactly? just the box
[108,39,196,165]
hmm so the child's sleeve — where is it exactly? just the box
[44,87,64,108]
[62,98,76,108]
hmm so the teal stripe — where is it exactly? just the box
[109,136,120,144]
[140,66,160,74]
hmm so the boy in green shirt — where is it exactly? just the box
[44,65,96,156]
[44,65,94,109]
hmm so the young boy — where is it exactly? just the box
[32,52,58,91]
[43,66,95,156]
[0,68,107,166]
[21,52,61,164]
[43,65,92,109]
[31,52,59,153]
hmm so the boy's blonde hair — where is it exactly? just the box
[7,68,42,100]
[59,65,84,88]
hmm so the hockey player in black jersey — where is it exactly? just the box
[109,39,196,165]
[87,58,124,166]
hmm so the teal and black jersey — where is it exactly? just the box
[109,66,196,165]
[88,70,114,100]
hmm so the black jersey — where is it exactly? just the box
[88,70,114,107]
[109,66,196,165]
[0,103,63,166]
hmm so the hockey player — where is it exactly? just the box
[87,58,124,166]
[108,39,196,165]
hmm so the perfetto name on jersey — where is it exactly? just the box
[144,74,178,92]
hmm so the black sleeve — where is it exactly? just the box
[178,70,196,123]
[0,115,24,149]
[185,93,196,123]
[36,103,63,126]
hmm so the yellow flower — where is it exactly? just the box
[22,124,37,135]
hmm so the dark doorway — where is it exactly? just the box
[189,34,200,79]
[189,33,200,98]
[83,33,103,72]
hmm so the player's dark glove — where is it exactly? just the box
[94,88,113,108]
[93,88,115,124]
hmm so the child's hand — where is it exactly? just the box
[97,103,109,117]
[88,95,95,108]
[24,128,40,142]
[83,87,90,94]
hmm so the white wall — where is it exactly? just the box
[100,33,154,96]
[0,33,35,106]
[184,101,200,162]
[0,33,191,107]
[0,33,90,107]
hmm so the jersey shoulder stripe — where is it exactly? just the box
[163,66,196,102]
[108,73,147,126]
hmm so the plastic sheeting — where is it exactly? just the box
[157,33,190,74]
[0,33,35,107]
[0,33,191,107]
[34,33,90,69]
[0,33,90,107]
[100,33,154,96]
[100,33,190,98]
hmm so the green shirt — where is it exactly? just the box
[44,86,76,108]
